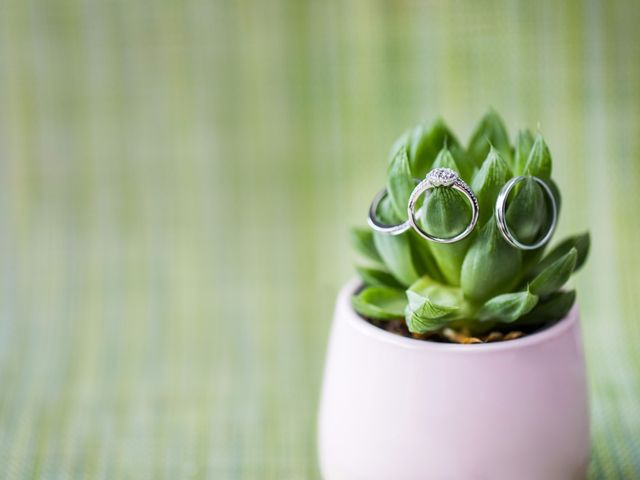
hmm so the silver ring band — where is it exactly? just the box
[407,168,479,243]
[367,179,421,235]
[495,175,558,250]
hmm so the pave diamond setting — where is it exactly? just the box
[426,167,458,187]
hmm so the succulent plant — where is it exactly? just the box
[351,111,590,340]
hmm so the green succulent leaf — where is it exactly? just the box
[420,185,473,285]
[373,232,419,287]
[355,266,404,289]
[374,192,401,224]
[405,276,467,333]
[350,227,384,266]
[408,232,445,283]
[449,145,476,183]
[405,123,430,174]
[427,244,471,287]
[519,177,563,272]
[432,147,460,172]
[406,295,457,333]
[387,146,415,219]
[389,129,410,163]
[532,233,590,276]
[477,289,538,323]
[505,177,549,245]
[461,217,522,302]
[471,147,512,226]
[408,275,465,306]
[514,129,535,176]
[519,290,577,326]
[524,134,552,180]
[529,248,577,296]
[467,110,512,167]
[407,119,460,178]
[368,192,419,287]
[352,286,407,320]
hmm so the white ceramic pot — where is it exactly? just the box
[318,279,590,480]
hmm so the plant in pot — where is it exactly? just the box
[318,111,591,480]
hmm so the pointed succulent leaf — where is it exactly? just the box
[408,119,460,178]
[373,232,419,287]
[388,129,410,163]
[420,178,471,239]
[519,177,562,272]
[355,266,404,289]
[432,144,475,187]
[431,147,460,173]
[406,123,430,174]
[420,185,473,285]
[505,177,549,244]
[405,276,467,333]
[514,129,535,175]
[519,290,576,325]
[461,217,522,302]
[532,233,590,276]
[467,110,512,167]
[524,134,552,180]
[529,248,577,296]
[405,290,459,334]
[406,301,457,334]
[471,147,512,226]
[449,145,476,183]
[350,227,383,266]
[477,289,538,323]
[387,147,415,218]
[352,286,407,320]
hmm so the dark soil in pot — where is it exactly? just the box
[366,316,558,344]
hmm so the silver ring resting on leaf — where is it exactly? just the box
[495,175,558,250]
[407,168,479,243]
[367,179,421,235]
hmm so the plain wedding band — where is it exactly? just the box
[494,175,558,250]
[367,179,421,235]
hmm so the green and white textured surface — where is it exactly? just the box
[0,0,639,478]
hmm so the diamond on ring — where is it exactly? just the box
[425,168,458,187]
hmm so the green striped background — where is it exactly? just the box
[0,0,638,478]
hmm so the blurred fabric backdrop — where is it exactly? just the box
[0,0,639,478]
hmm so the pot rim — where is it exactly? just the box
[341,278,579,353]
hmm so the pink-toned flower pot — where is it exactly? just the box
[318,279,590,480]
